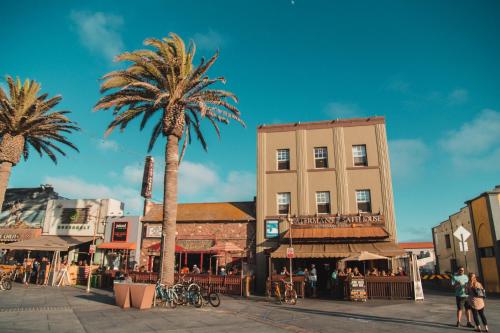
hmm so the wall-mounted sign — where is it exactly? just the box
[289,214,384,227]
[146,225,162,238]
[0,228,42,243]
[112,221,128,242]
[265,220,279,238]
[60,208,89,224]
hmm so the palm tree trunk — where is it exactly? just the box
[159,135,179,285]
[0,162,13,212]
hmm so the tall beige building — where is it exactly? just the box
[256,117,402,289]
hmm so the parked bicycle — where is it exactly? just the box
[173,276,202,308]
[201,286,221,307]
[155,281,179,308]
[272,279,297,305]
[0,269,16,291]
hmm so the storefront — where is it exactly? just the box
[0,228,42,263]
[98,216,141,271]
[140,201,255,273]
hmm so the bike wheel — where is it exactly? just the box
[284,289,297,305]
[192,292,203,308]
[2,279,12,291]
[208,292,220,307]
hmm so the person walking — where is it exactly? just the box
[451,266,474,328]
[467,273,488,332]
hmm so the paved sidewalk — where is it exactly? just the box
[0,284,498,332]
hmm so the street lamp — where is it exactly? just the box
[287,212,293,285]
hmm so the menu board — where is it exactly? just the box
[112,221,128,242]
[349,277,367,302]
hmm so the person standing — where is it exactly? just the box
[38,257,48,285]
[309,264,318,297]
[467,273,488,332]
[451,266,474,328]
[192,264,200,274]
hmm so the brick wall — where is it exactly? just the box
[139,220,256,269]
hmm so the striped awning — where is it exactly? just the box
[270,242,405,258]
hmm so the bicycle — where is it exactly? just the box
[155,281,179,308]
[201,286,221,307]
[173,276,202,308]
[272,279,297,305]
[0,270,14,291]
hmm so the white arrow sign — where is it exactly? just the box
[453,226,471,241]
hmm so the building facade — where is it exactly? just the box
[256,117,401,290]
[0,185,60,262]
[466,185,500,293]
[399,242,436,274]
[432,206,479,275]
[140,201,256,272]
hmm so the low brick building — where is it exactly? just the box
[140,201,256,272]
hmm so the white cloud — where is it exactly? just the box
[97,139,119,152]
[121,159,255,203]
[43,176,143,214]
[447,89,468,106]
[324,102,361,119]
[389,139,430,181]
[70,11,124,60]
[440,109,500,171]
[193,29,225,51]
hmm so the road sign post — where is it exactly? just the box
[453,226,471,270]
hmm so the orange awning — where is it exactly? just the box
[97,242,136,250]
[284,227,389,239]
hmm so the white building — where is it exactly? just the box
[399,242,436,274]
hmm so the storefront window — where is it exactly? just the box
[356,190,371,213]
[316,191,331,214]
[277,192,291,215]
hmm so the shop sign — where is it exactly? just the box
[0,233,20,242]
[146,225,162,238]
[265,220,279,238]
[112,221,128,242]
[286,247,294,258]
[89,245,96,254]
[289,214,384,227]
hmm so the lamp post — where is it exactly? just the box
[287,213,293,285]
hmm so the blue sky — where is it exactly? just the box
[1,1,499,241]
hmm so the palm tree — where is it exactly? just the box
[95,33,244,285]
[0,76,80,210]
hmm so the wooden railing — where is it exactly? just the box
[126,272,249,296]
[267,275,306,298]
[365,276,413,299]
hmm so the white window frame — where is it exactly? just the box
[355,190,371,213]
[277,192,291,215]
[352,145,367,166]
[276,149,290,170]
[315,191,331,214]
[314,147,328,168]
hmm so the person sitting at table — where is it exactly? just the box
[352,267,363,277]
[180,265,190,274]
[280,266,289,276]
[396,266,407,276]
[368,268,379,276]
[380,270,388,277]
[295,267,304,275]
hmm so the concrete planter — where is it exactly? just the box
[129,283,155,310]
[113,282,131,309]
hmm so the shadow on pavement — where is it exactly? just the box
[74,293,115,306]
[275,306,458,330]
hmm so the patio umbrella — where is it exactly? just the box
[341,251,389,274]
[209,242,244,274]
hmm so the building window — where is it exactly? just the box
[479,247,495,258]
[277,192,291,215]
[444,234,451,249]
[316,191,331,214]
[352,145,368,166]
[314,147,328,168]
[356,190,371,213]
[277,149,290,170]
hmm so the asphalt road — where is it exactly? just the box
[0,284,498,333]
